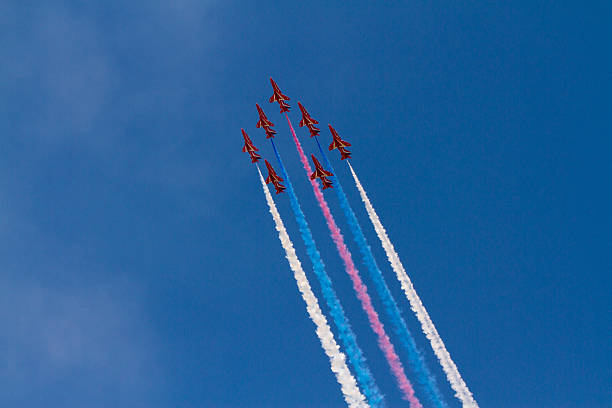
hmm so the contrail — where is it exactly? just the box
[313,137,448,408]
[347,161,479,408]
[269,141,385,408]
[256,166,368,408]
[284,114,421,408]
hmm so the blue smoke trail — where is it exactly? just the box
[270,140,385,408]
[313,137,448,408]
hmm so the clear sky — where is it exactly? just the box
[1,1,610,407]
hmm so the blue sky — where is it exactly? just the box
[1,1,610,407]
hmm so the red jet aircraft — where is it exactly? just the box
[297,102,320,137]
[241,129,262,163]
[264,159,286,194]
[328,125,352,160]
[256,103,275,128]
[309,154,334,189]
[269,77,291,113]
[255,103,276,139]
[264,159,284,184]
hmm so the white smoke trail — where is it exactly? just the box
[347,162,479,408]
[257,167,368,408]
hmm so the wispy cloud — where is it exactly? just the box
[1,2,218,144]
[0,3,224,404]
[0,278,157,389]
[0,1,223,214]
[0,200,161,406]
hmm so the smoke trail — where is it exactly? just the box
[347,162,479,408]
[256,167,368,408]
[269,141,385,408]
[284,115,421,408]
[313,138,448,408]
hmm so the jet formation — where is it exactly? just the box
[242,78,481,408]
[242,77,356,192]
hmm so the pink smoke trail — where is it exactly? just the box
[285,113,422,408]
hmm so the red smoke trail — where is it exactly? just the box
[284,113,422,408]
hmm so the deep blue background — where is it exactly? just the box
[1,1,610,407]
